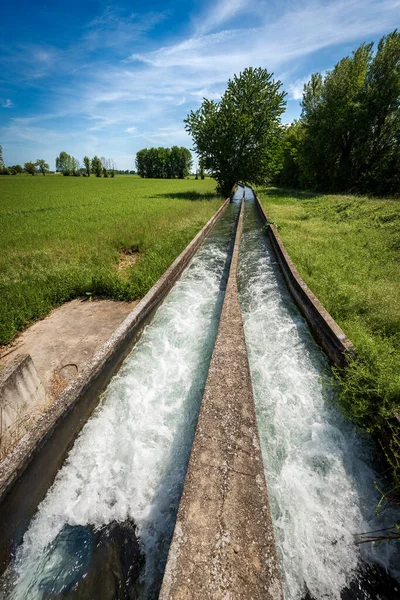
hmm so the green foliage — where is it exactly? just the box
[55,151,78,176]
[83,156,91,177]
[135,146,193,179]
[275,121,305,188]
[24,162,36,175]
[259,187,400,450]
[35,159,50,176]
[0,145,4,171]
[0,176,221,345]
[9,164,23,175]
[91,155,103,177]
[277,31,400,195]
[185,67,286,197]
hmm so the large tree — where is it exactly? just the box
[184,67,286,196]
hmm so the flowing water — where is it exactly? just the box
[238,187,400,600]
[0,199,240,600]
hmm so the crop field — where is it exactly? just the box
[258,187,400,433]
[0,175,221,346]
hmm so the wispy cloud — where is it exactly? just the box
[1,98,13,108]
[194,0,250,35]
[2,0,399,168]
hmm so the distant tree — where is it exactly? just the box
[56,151,70,174]
[103,166,108,177]
[136,146,192,179]
[9,164,23,175]
[185,67,286,196]
[24,161,36,175]
[0,145,4,171]
[55,151,77,176]
[35,159,50,175]
[91,155,103,177]
[83,156,91,177]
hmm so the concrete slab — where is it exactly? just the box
[160,200,283,600]
[0,299,138,400]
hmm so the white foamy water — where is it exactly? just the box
[1,204,238,599]
[238,190,400,600]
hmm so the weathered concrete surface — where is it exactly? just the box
[0,299,138,400]
[0,355,47,455]
[160,200,283,600]
[249,185,355,368]
[0,197,230,575]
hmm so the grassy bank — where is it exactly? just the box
[257,187,400,440]
[0,176,221,345]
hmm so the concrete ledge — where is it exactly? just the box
[0,197,229,573]
[249,185,355,368]
[0,355,46,453]
[160,199,283,599]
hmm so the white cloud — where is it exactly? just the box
[1,98,13,108]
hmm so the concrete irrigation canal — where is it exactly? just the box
[0,186,399,599]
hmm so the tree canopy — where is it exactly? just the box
[185,67,286,196]
[277,30,400,195]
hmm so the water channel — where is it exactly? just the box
[1,186,399,599]
[0,199,240,599]
[238,186,400,600]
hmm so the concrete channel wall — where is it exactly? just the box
[160,198,283,599]
[0,197,230,574]
[249,185,355,368]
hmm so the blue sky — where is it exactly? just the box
[0,0,399,170]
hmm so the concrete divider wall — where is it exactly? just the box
[160,199,283,599]
[0,196,230,574]
[248,185,355,368]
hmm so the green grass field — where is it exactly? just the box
[0,176,221,346]
[258,187,400,436]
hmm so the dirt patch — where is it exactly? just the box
[0,298,138,402]
[117,247,139,276]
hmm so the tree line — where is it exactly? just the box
[0,147,50,176]
[135,146,192,179]
[276,31,400,195]
[186,30,399,197]
[0,147,119,177]
[55,152,117,177]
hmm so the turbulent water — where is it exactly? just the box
[2,185,399,600]
[238,188,400,600]
[0,201,239,600]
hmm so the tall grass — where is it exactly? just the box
[258,187,400,439]
[0,176,221,345]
